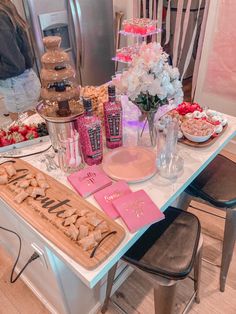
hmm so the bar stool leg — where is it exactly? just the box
[154,283,177,314]
[172,191,192,211]
[220,208,236,292]
[101,262,118,314]
[194,244,203,303]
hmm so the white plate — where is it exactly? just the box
[0,136,50,153]
[102,146,157,183]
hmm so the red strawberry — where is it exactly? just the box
[177,102,203,115]
[11,132,25,143]
[1,135,13,146]
[0,130,6,137]
[9,125,19,133]
[25,130,39,140]
[29,124,37,132]
[18,125,28,136]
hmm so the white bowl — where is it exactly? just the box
[181,129,214,143]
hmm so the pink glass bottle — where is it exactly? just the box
[80,98,103,165]
[104,85,123,149]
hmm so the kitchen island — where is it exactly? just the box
[0,113,236,314]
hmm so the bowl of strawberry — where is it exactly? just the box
[176,102,203,115]
[0,122,49,150]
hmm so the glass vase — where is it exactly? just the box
[156,120,184,179]
[137,110,157,148]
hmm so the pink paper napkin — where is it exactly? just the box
[112,190,165,233]
[67,165,112,197]
[94,181,132,219]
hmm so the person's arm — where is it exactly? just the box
[0,12,25,79]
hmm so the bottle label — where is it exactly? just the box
[87,152,102,159]
[106,137,122,142]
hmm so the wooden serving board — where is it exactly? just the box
[179,125,228,147]
[0,159,125,270]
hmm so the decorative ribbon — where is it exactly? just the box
[153,0,157,20]
[149,0,153,19]
[157,0,163,43]
[133,0,141,18]
[173,0,184,66]
[143,0,146,18]
[181,0,203,81]
[178,0,192,66]
[192,0,210,100]
[164,0,171,45]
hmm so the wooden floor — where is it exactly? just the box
[0,246,49,314]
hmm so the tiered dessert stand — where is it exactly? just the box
[113,18,161,65]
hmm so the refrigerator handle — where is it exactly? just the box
[68,0,83,71]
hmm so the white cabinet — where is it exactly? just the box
[0,199,131,314]
[0,199,67,314]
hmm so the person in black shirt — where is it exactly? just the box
[0,0,40,119]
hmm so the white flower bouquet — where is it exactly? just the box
[113,42,183,112]
[113,42,183,146]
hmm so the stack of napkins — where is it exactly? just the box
[94,183,164,233]
[94,181,132,219]
[67,165,112,197]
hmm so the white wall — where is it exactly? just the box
[113,0,133,19]
[113,0,135,47]
[195,0,236,117]
[194,0,236,153]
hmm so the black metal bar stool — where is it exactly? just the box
[101,207,203,314]
[185,154,236,292]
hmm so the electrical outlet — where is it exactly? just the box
[31,243,48,269]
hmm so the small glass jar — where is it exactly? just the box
[58,134,84,174]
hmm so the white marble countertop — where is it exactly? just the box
[1,113,236,289]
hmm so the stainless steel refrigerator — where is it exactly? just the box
[22,0,115,86]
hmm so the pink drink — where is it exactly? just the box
[123,18,157,35]
[80,98,103,165]
[76,113,85,158]
[103,85,123,149]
